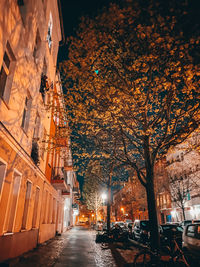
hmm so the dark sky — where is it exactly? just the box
[61,0,114,36]
[58,0,116,62]
[58,0,200,62]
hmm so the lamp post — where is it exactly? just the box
[121,207,124,221]
[101,193,107,222]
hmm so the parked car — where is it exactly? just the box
[180,220,200,228]
[131,220,150,243]
[180,220,192,228]
[124,219,133,228]
[110,223,129,242]
[114,221,127,230]
[182,223,200,259]
[160,224,183,247]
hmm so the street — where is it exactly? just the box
[2,227,138,267]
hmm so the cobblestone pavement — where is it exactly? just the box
[1,227,139,267]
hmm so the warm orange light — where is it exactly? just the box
[92,214,94,217]
[121,207,124,212]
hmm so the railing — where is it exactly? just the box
[51,167,64,180]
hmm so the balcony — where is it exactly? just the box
[62,190,71,198]
[64,159,73,171]
[51,167,68,191]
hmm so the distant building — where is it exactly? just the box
[112,177,148,222]
[166,130,200,222]
[154,158,172,224]
[0,0,79,262]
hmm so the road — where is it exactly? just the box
[2,227,137,267]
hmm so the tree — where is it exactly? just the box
[169,173,197,221]
[82,155,129,231]
[82,163,103,223]
[61,0,200,248]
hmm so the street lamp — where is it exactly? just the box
[101,193,107,202]
[121,207,125,220]
[101,193,107,222]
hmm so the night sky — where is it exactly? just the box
[58,0,117,62]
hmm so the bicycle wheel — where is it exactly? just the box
[175,253,191,267]
[133,250,156,267]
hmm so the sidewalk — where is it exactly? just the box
[0,229,142,267]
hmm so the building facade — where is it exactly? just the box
[0,0,79,262]
[166,130,200,222]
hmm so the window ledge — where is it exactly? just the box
[3,232,13,236]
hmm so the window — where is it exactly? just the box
[49,194,53,223]
[17,0,24,5]
[0,42,16,104]
[33,113,41,139]
[41,128,47,160]
[52,198,56,223]
[42,190,48,223]
[21,92,32,132]
[186,225,195,238]
[32,187,40,228]
[17,0,27,25]
[7,171,22,232]
[47,12,53,50]
[33,29,41,64]
[0,160,7,200]
[40,59,48,103]
[21,181,32,229]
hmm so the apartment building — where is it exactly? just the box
[0,0,79,262]
[166,130,200,222]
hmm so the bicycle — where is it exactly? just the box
[133,236,191,267]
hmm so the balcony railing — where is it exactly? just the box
[64,160,73,171]
[51,167,68,191]
[62,190,71,198]
[51,167,64,180]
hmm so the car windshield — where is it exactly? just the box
[141,221,150,229]
[161,225,183,232]
[117,223,125,227]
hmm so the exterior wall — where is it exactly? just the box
[0,0,67,262]
[0,128,64,262]
[166,130,200,222]
[154,158,172,224]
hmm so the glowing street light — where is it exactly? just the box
[101,193,107,201]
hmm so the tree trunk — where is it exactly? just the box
[146,177,160,250]
[181,204,186,221]
[95,192,98,224]
[107,186,111,232]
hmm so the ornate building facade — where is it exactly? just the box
[0,0,79,262]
